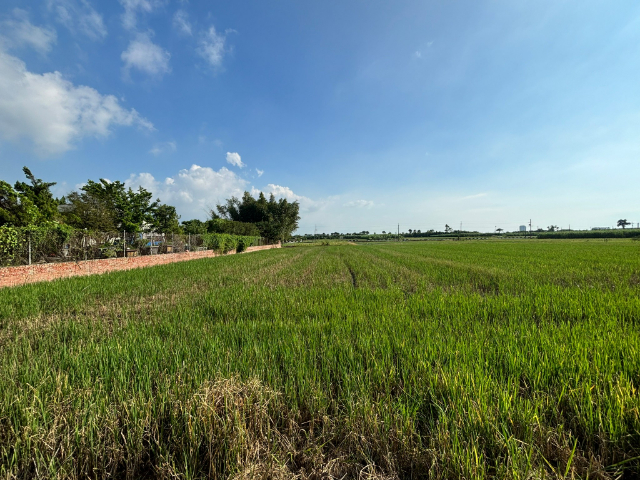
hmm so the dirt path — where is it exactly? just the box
[0,244,280,289]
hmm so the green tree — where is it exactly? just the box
[216,191,300,241]
[0,181,38,227]
[151,204,181,233]
[80,180,159,232]
[617,219,631,229]
[62,190,117,231]
[14,167,59,223]
[181,219,208,235]
[206,218,260,236]
[0,167,60,227]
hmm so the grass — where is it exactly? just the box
[0,240,639,479]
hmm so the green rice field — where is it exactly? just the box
[0,240,639,479]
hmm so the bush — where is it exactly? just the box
[538,230,640,239]
[207,219,261,236]
[201,233,260,254]
[0,226,20,266]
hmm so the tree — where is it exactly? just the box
[207,218,260,236]
[216,191,300,241]
[62,190,117,231]
[547,225,558,232]
[0,181,38,227]
[181,219,208,235]
[14,167,59,223]
[151,204,181,233]
[617,219,631,229]
[445,224,452,233]
[0,167,60,227]
[496,228,504,234]
[80,180,159,232]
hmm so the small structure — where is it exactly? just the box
[519,225,527,232]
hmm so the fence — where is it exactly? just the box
[0,228,269,267]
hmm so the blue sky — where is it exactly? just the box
[0,0,639,233]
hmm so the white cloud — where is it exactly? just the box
[0,9,57,55]
[460,192,488,201]
[413,51,422,59]
[47,0,107,40]
[0,49,153,156]
[198,26,227,68]
[263,184,302,201]
[121,33,171,78]
[119,0,161,30]
[226,151,244,168]
[126,164,248,219]
[258,184,324,213]
[256,168,264,177]
[344,199,374,208]
[172,10,192,36]
[149,141,176,156]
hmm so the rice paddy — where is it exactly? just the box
[0,240,639,479]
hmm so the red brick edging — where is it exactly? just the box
[0,243,281,289]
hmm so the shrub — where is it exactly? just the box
[0,225,21,266]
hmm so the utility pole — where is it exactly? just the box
[459,221,462,241]
[397,224,400,242]
[529,219,532,238]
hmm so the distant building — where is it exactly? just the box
[519,225,527,232]
[591,227,611,230]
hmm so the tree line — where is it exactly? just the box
[0,167,300,242]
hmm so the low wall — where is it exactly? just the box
[0,243,280,289]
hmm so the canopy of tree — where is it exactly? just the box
[617,219,631,229]
[0,168,60,227]
[179,218,260,236]
[215,191,300,241]
[63,179,163,233]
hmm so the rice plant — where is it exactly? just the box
[0,240,638,479]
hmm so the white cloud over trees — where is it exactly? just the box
[126,165,248,219]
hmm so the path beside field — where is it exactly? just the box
[0,243,280,289]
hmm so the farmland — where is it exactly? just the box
[0,240,639,479]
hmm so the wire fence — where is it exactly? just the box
[0,229,270,267]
